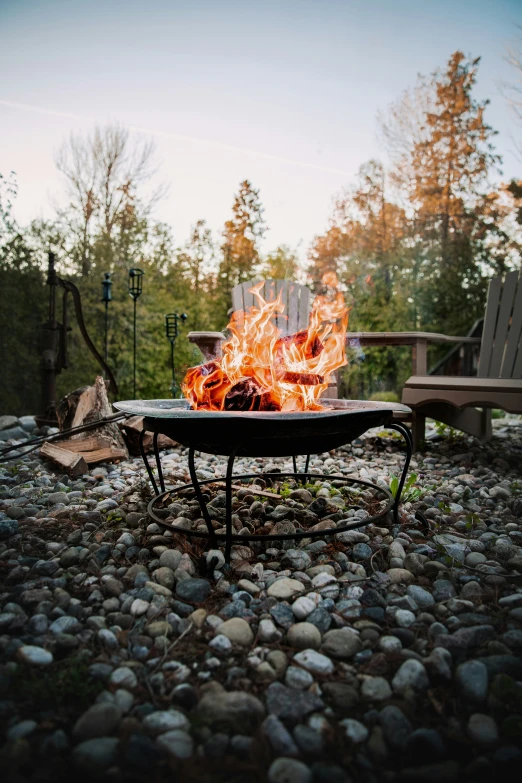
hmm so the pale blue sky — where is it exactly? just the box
[1,0,521,257]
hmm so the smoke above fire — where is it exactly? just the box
[182,273,349,412]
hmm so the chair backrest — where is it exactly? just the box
[478,270,522,379]
[231,279,312,336]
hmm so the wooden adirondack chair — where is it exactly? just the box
[348,271,522,448]
[400,270,522,448]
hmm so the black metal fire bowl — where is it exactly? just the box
[113,398,411,457]
[113,398,413,561]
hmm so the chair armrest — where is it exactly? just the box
[345,332,481,376]
[188,331,225,361]
[346,331,481,346]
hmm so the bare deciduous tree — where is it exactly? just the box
[55,124,167,275]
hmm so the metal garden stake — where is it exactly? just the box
[101,272,113,365]
[165,312,187,397]
[128,268,144,398]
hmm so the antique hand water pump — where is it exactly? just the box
[37,252,118,426]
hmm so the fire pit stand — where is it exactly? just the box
[114,399,413,562]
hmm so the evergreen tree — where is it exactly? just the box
[218,180,266,319]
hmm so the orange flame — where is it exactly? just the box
[182,273,349,412]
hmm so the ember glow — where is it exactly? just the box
[182,273,349,412]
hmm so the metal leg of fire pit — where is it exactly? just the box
[139,429,159,497]
[292,454,311,479]
[387,421,413,522]
[187,448,218,547]
[224,447,241,563]
[152,432,166,494]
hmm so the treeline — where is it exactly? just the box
[1,51,521,415]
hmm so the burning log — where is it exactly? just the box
[224,378,280,411]
[183,271,348,412]
[276,330,324,359]
[183,361,230,410]
[280,371,324,385]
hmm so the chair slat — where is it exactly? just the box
[273,280,288,333]
[230,279,313,336]
[477,276,502,378]
[242,280,258,311]
[298,286,311,331]
[286,282,300,335]
[489,271,519,378]
[231,284,245,313]
[500,273,522,378]
[513,342,522,379]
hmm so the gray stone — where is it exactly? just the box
[143,709,190,735]
[153,567,175,589]
[268,577,306,599]
[386,568,415,584]
[287,622,322,650]
[268,757,312,783]
[291,596,316,620]
[176,577,211,603]
[282,549,312,570]
[0,414,18,430]
[209,634,233,655]
[60,547,80,567]
[48,491,69,505]
[262,714,299,756]
[455,660,488,705]
[285,665,314,690]
[259,618,282,643]
[405,728,446,764]
[72,737,120,772]
[293,725,324,756]
[406,585,435,610]
[306,607,332,634]
[17,645,53,666]
[361,676,392,702]
[293,649,334,676]
[340,718,368,744]
[49,616,82,634]
[218,618,254,646]
[467,713,498,748]
[73,703,122,740]
[156,729,194,759]
[266,681,324,725]
[197,689,265,732]
[109,666,138,689]
[379,705,412,749]
[7,720,37,740]
[439,625,496,655]
[392,659,429,693]
[0,426,27,441]
[321,628,361,660]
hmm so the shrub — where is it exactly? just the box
[368,391,400,403]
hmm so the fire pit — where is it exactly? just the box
[116,275,413,560]
[113,398,412,561]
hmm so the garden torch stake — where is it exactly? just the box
[128,268,144,398]
[101,272,112,365]
[165,312,187,397]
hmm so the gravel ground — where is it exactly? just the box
[0,413,521,783]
